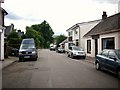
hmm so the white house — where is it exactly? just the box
[66,19,101,52]
[84,12,120,57]
[0,0,8,60]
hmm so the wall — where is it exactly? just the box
[0,7,2,26]
[118,31,120,49]
[85,31,120,57]
[79,20,101,49]
[0,2,4,60]
[100,32,119,50]
[0,28,4,60]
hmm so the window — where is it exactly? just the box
[115,50,120,59]
[74,29,78,34]
[87,40,91,53]
[69,47,72,50]
[68,31,73,36]
[108,51,115,57]
[102,37,115,50]
[102,50,109,57]
[76,39,79,46]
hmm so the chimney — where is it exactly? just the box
[102,11,107,20]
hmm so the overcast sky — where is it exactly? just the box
[2,0,119,35]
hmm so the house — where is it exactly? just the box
[0,0,8,60]
[4,24,14,39]
[84,12,120,57]
[17,30,24,37]
[66,19,101,52]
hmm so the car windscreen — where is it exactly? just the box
[22,40,34,44]
[115,50,120,60]
[73,47,83,51]
[21,44,35,50]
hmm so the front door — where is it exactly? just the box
[95,39,98,56]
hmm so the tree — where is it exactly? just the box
[7,30,21,49]
[31,20,54,48]
[25,26,45,47]
[55,35,67,47]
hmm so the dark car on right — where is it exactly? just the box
[95,49,120,79]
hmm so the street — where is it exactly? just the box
[2,49,119,88]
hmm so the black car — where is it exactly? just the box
[95,49,120,79]
[19,38,38,61]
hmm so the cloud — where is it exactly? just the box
[5,9,42,22]
[93,0,119,4]
[5,10,22,20]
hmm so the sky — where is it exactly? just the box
[2,0,119,36]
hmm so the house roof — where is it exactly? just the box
[1,7,8,15]
[59,38,68,45]
[66,19,101,32]
[84,12,120,37]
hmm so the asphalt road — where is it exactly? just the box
[2,49,119,88]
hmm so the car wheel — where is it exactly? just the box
[71,53,74,59]
[83,56,86,59]
[96,62,101,70]
[67,53,70,57]
[19,58,23,62]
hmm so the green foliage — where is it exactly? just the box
[25,26,45,47]
[25,20,54,48]
[55,35,67,47]
[7,30,20,41]
[7,30,22,49]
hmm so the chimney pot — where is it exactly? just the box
[102,11,107,20]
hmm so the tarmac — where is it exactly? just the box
[0,56,95,70]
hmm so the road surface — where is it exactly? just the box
[2,49,119,88]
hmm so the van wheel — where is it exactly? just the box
[96,62,101,70]
[34,58,37,61]
[19,58,22,62]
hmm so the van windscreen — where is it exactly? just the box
[23,40,34,44]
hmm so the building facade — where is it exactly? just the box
[0,0,7,60]
[66,20,101,51]
[84,12,120,57]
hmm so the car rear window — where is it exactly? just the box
[115,50,120,60]
[72,47,83,51]
[101,50,109,57]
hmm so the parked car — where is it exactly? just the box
[67,46,86,59]
[56,47,65,53]
[19,38,38,61]
[95,49,120,79]
[49,44,56,51]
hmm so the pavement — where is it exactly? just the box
[0,56,18,70]
[85,56,95,64]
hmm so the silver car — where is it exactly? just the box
[19,38,38,61]
[67,46,86,59]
